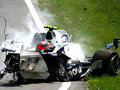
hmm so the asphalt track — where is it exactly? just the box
[0,0,87,90]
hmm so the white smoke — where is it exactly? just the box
[0,12,40,78]
[0,0,47,78]
[26,13,40,34]
[24,0,45,32]
[38,8,54,25]
[64,43,85,62]
[1,13,39,48]
[0,0,85,80]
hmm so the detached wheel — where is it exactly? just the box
[92,48,120,75]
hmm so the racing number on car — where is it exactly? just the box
[68,66,82,77]
[68,68,78,76]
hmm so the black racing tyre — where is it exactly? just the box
[108,55,120,75]
[92,48,120,75]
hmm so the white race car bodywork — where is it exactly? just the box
[20,51,49,79]
[1,26,119,81]
[2,29,75,80]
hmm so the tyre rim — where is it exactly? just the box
[112,55,120,73]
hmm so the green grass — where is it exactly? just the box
[38,0,120,89]
[38,0,120,56]
[86,74,120,90]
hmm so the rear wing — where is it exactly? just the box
[44,26,58,31]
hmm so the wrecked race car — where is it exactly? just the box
[0,26,120,82]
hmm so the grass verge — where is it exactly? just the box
[86,74,120,90]
[38,0,120,56]
[38,0,120,89]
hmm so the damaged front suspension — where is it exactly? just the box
[0,53,20,79]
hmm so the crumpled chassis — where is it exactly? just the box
[0,26,120,82]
